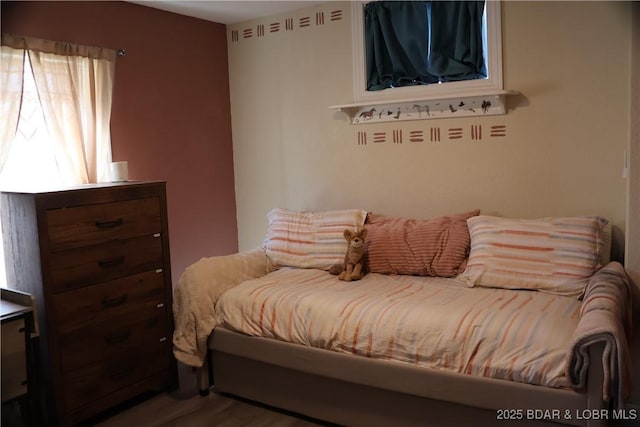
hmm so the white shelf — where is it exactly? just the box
[331,90,519,124]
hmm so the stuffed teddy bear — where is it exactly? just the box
[329,228,368,281]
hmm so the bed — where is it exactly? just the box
[172,209,634,427]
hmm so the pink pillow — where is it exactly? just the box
[366,210,480,277]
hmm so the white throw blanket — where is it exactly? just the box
[172,248,270,367]
[566,261,634,408]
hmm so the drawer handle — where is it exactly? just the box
[101,294,128,308]
[98,256,125,269]
[105,329,131,345]
[95,218,123,229]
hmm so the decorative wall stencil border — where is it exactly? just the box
[410,130,424,143]
[330,10,344,21]
[449,128,463,140]
[356,125,507,146]
[490,125,507,137]
[357,131,367,146]
[230,7,344,44]
[430,127,441,142]
[373,132,386,143]
[393,129,403,144]
[471,124,482,140]
[285,17,294,31]
[299,17,311,28]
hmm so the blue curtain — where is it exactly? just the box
[365,1,487,91]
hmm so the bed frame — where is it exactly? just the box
[196,327,608,427]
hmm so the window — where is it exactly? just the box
[0,54,63,286]
[0,54,64,190]
[351,1,503,104]
[0,34,117,286]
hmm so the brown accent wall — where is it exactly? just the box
[1,1,239,284]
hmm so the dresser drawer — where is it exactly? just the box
[49,234,163,292]
[62,341,171,412]
[58,313,169,373]
[53,270,166,334]
[47,197,161,252]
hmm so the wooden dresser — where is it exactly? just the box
[1,181,178,426]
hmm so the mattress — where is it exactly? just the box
[215,267,582,389]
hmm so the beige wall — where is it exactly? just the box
[627,3,640,289]
[627,4,640,410]
[228,1,632,253]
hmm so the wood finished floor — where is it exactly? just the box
[91,364,334,427]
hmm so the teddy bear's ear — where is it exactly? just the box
[344,229,353,240]
[361,228,368,239]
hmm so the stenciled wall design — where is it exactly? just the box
[230,8,344,43]
[355,124,507,146]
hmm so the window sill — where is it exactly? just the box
[330,89,519,124]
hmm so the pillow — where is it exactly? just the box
[459,215,608,296]
[366,210,480,277]
[263,208,368,270]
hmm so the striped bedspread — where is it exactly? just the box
[215,268,584,388]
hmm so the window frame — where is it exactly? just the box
[350,0,504,104]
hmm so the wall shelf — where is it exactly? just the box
[330,90,519,124]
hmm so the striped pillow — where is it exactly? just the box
[263,208,368,270]
[459,215,607,296]
[366,210,480,277]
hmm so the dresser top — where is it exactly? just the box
[0,180,165,195]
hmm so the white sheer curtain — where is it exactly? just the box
[0,44,25,171]
[1,33,116,184]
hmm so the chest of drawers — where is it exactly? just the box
[1,181,178,426]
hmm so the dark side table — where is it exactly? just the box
[1,288,38,427]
